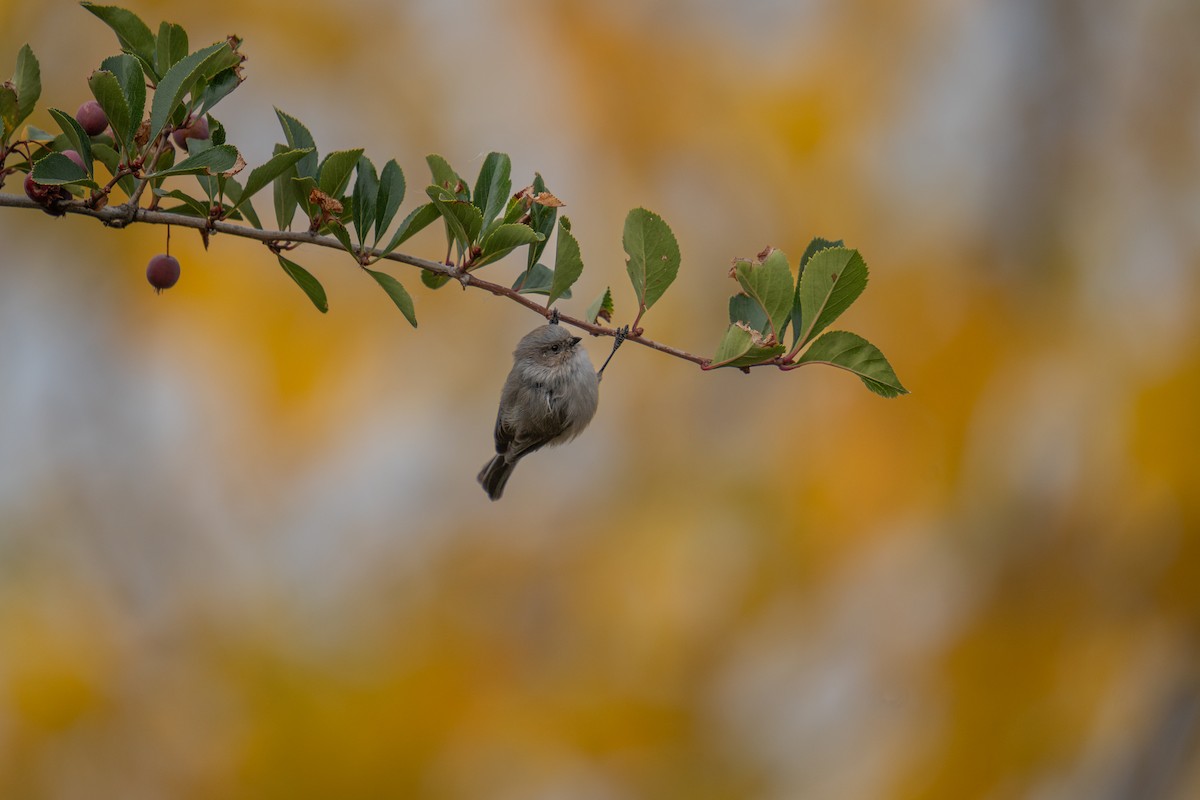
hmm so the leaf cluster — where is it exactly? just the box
[0,3,907,398]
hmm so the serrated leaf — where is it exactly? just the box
[100,53,144,147]
[473,151,511,229]
[222,178,261,228]
[81,3,157,78]
[272,143,299,230]
[88,69,132,155]
[327,221,356,255]
[30,151,95,187]
[352,156,378,245]
[732,247,793,341]
[512,263,557,296]
[709,322,785,369]
[729,293,769,334]
[197,67,241,116]
[526,172,556,270]
[427,185,481,255]
[13,44,40,127]
[794,330,907,398]
[794,247,869,349]
[366,269,417,328]
[233,147,312,211]
[548,217,583,306]
[91,142,135,196]
[153,188,209,217]
[156,22,188,75]
[277,255,328,313]
[422,270,452,290]
[373,159,405,246]
[790,237,843,346]
[317,148,363,199]
[151,42,233,141]
[274,110,316,181]
[0,86,20,143]
[623,207,681,313]
[381,202,439,257]
[48,109,93,178]
[475,223,543,268]
[426,154,467,198]
[149,144,239,178]
[586,286,614,324]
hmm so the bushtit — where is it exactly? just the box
[478,322,600,501]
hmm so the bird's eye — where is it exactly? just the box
[550,344,561,353]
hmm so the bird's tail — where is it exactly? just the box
[477,455,515,501]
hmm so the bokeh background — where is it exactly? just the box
[2,0,1199,797]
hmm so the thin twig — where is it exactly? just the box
[0,192,809,372]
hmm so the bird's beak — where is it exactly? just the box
[570,336,582,347]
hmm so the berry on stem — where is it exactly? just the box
[171,116,210,149]
[75,100,108,136]
[146,254,181,293]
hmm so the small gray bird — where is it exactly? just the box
[478,322,600,501]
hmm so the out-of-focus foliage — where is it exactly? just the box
[1,1,1198,798]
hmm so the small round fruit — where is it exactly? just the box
[75,100,108,136]
[63,149,86,171]
[171,116,211,149]
[23,172,69,214]
[146,254,181,293]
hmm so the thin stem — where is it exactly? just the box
[0,192,803,371]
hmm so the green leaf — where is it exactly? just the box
[729,293,769,334]
[731,247,793,341]
[274,107,316,178]
[277,255,328,313]
[91,142,135,196]
[149,144,239,178]
[327,221,356,255]
[422,270,452,290]
[794,247,869,350]
[81,3,157,78]
[197,66,242,116]
[426,154,467,198]
[526,172,556,270]
[793,330,908,398]
[13,44,41,127]
[427,185,481,254]
[623,207,681,313]
[272,143,299,230]
[233,147,312,211]
[317,148,364,199]
[150,42,234,141]
[156,22,189,76]
[291,175,318,218]
[586,286,614,324]
[153,188,209,217]
[222,178,261,228]
[148,145,175,189]
[472,151,511,229]
[0,86,19,143]
[88,69,132,155]
[475,223,543,268]
[373,159,405,245]
[512,263,558,296]
[48,108,93,178]
[352,156,379,245]
[99,53,145,149]
[381,202,439,257]
[30,151,96,187]
[365,269,417,328]
[790,237,843,346]
[709,323,786,369]
[548,217,583,306]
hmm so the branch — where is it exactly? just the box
[0,192,726,369]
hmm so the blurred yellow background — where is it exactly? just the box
[2,0,1198,797]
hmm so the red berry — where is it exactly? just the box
[23,171,69,215]
[63,150,86,171]
[146,254,181,293]
[171,116,211,149]
[75,100,108,136]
